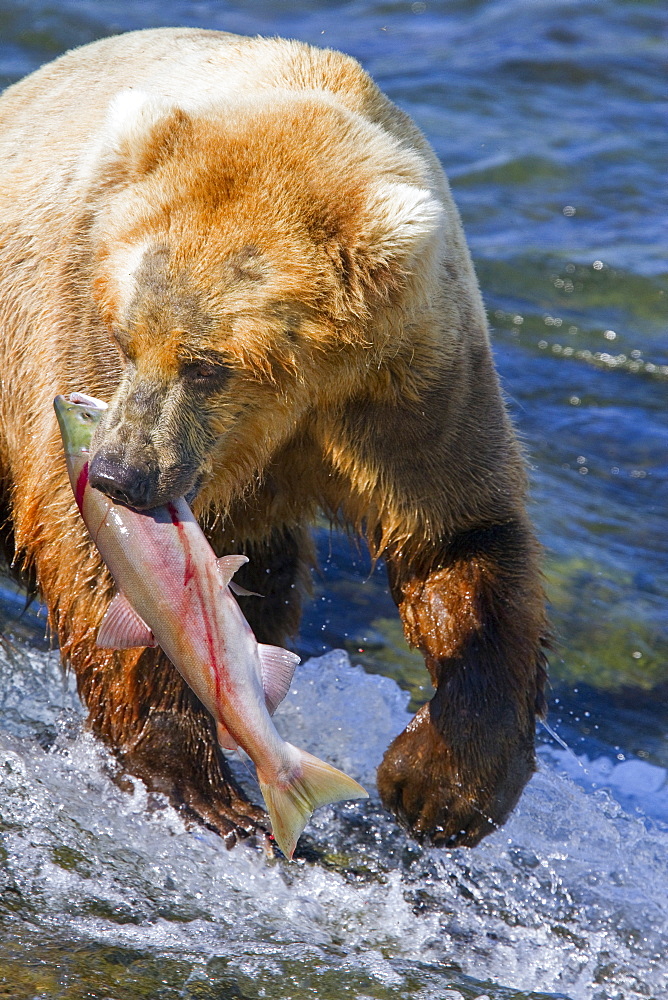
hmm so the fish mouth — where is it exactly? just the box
[54,393,108,454]
[68,392,109,410]
[54,392,108,419]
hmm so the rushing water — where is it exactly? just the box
[0,2,666,998]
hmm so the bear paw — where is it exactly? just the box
[376,700,536,848]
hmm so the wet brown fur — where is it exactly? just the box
[0,29,547,847]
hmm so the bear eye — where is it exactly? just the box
[181,357,231,388]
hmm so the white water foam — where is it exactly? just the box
[0,643,666,998]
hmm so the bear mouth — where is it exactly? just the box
[88,453,205,512]
[184,471,206,506]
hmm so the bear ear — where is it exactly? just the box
[361,181,444,271]
[366,181,443,255]
[340,180,444,306]
[77,89,193,190]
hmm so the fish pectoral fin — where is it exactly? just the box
[216,721,239,751]
[229,581,263,598]
[258,644,301,715]
[216,554,249,589]
[97,592,156,649]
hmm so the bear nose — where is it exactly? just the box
[88,453,157,510]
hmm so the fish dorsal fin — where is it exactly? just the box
[97,592,156,649]
[258,644,300,716]
[216,554,249,589]
[229,581,263,598]
[216,721,238,751]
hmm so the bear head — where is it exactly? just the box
[80,89,444,511]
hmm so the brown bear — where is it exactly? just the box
[0,27,547,850]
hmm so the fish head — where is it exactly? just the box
[54,393,109,458]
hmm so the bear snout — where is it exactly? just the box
[89,451,160,510]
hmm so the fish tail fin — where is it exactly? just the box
[258,744,368,860]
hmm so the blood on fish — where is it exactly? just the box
[167,502,196,587]
[75,463,89,512]
[167,502,223,703]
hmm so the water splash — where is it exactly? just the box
[0,644,666,999]
[540,716,575,756]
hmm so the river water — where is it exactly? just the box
[0,2,666,998]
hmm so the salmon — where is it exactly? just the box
[54,392,367,858]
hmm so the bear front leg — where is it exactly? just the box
[73,642,268,846]
[377,518,548,847]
